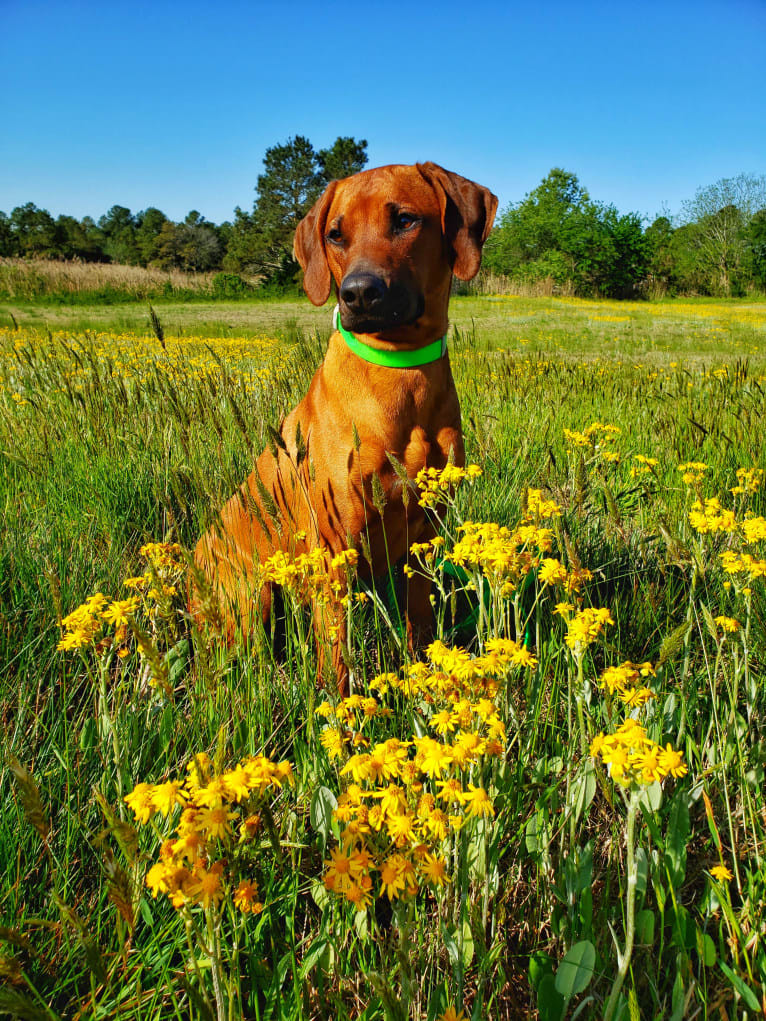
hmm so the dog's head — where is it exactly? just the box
[294,163,498,341]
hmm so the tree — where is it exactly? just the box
[0,211,19,257]
[744,209,766,290]
[98,205,139,264]
[680,173,766,294]
[135,207,169,265]
[317,136,368,182]
[10,203,60,257]
[483,169,647,297]
[225,135,368,282]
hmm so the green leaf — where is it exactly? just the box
[461,918,475,968]
[572,759,597,825]
[537,973,565,1021]
[554,940,596,1000]
[638,780,663,813]
[529,950,555,991]
[442,924,459,969]
[719,962,761,1011]
[665,790,690,887]
[700,932,717,967]
[299,936,330,978]
[636,908,655,945]
[309,786,337,849]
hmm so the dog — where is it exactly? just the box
[192,162,497,693]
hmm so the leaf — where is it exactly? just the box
[638,781,663,813]
[636,908,655,945]
[309,786,337,849]
[529,950,555,991]
[571,759,597,825]
[700,933,717,967]
[554,940,596,1000]
[299,936,330,979]
[310,878,330,911]
[537,973,565,1021]
[665,790,690,887]
[461,918,475,968]
[442,924,459,969]
[719,962,761,1011]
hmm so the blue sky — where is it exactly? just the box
[1,0,764,226]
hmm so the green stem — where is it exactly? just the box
[603,789,639,1021]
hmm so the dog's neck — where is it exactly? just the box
[332,306,448,368]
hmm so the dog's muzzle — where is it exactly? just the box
[339,271,422,332]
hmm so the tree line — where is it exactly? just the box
[1,135,764,298]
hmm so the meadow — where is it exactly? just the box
[1,295,765,1020]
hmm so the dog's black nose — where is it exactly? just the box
[340,273,387,314]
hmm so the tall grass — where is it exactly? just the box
[1,299,765,1019]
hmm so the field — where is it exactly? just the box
[1,295,766,1020]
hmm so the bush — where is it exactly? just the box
[211,272,254,300]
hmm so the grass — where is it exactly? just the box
[1,295,765,1020]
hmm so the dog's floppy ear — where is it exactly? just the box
[293,180,339,305]
[416,162,498,280]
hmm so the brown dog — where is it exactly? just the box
[193,162,497,691]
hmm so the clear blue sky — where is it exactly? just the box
[1,0,764,226]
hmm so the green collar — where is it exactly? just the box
[333,306,447,368]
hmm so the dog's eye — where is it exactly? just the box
[394,212,418,232]
[326,227,343,246]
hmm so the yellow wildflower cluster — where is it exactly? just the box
[731,467,763,496]
[741,516,766,543]
[560,606,614,656]
[630,454,659,479]
[688,498,738,535]
[563,422,621,462]
[415,463,483,508]
[124,541,186,605]
[720,550,766,583]
[599,661,656,707]
[58,541,186,656]
[677,461,708,486]
[524,488,564,521]
[714,615,741,634]
[426,490,567,599]
[57,592,140,652]
[318,638,530,911]
[590,720,687,787]
[124,752,293,913]
[258,546,358,606]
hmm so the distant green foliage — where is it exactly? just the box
[1,157,764,299]
[484,169,766,298]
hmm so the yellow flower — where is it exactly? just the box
[437,1007,465,1021]
[539,558,568,585]
[658,744,687,779]
[186,863,225,909]
[710,864,733,883]
[101,597,140,627]
[419,852,449,887]
[198,806,238,841]
[714,615,741,634]
[379,857,407,900]
[124,784,156,824]
[150,781,188,816]
[462,784,494,818]
[233,879,263,914]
